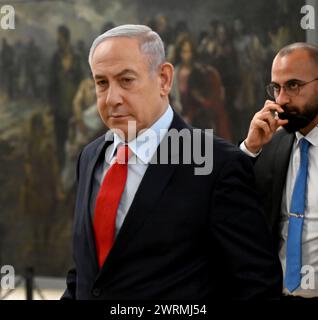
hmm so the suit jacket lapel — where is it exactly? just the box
[271,131,294,220]
[83,138,109,267]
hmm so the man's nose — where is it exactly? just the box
[105,85,123,107]
[275,87,291,106]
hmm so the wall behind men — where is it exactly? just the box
[0,0,306,277]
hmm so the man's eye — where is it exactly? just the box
[97,80,107,86]
[121,78,134,85]
[272,84,280,92]
[286,82,299,90]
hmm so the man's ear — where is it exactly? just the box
[159,62,174,96]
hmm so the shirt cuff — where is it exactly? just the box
[240,141,262,158]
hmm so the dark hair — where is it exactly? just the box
[58,25,70,41]
[174,36,196,65]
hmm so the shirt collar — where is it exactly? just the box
[295,125,318,147]
[105,105,174,164]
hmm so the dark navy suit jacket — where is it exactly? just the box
[253,129,295,249]
[62,112,282,300]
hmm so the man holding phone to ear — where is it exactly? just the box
[241,42,318,300]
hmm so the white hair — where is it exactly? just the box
[88,24,165,72]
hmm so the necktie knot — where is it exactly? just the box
[116,145,133,164]
[299,138,310,155]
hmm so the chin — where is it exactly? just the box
[110,123,134,139]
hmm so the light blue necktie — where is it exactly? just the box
[285,138,310,292]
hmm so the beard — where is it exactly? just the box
[278,103,318,133]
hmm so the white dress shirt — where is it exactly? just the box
[90,105,174,237]
[280,127,318,298]
[240,126,318,298]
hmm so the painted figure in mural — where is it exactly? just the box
[61,77,104,192]
[233,19,268,139]
[171,36,232,141]
[48,25,83,170]
[20,112,62,268]
[0,38,15,100]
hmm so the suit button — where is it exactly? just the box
[92,287,102,297]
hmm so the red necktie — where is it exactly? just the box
[93,145,132,268]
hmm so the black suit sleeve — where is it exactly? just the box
[210,150,282,299]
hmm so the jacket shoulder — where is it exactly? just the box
[213,134,251,161]
[258,129,293,160]
[81,134,107,156]
[272,128,290,141]
[76,134,108,172]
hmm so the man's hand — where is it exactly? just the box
[244,100,289,153]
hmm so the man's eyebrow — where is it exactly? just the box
[285,78,303,83]
[271,78,302,85]
[115,69,138,77]
[94,74,106,80]
[94,69,137,80]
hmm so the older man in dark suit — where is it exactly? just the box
[62,24,282,300]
